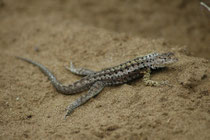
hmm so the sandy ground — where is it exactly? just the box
[0,0,210,140]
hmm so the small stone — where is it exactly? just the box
[16,97,20,101]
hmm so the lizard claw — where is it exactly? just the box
[160,80,173,87]
[65,61,73,71]
[64,108,73,119]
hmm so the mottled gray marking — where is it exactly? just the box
[16,52,178,118]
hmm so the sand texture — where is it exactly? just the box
[0,0,210,140]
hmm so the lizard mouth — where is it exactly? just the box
[160,52,178,62]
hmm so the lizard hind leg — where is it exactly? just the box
[142,68,168,86]
[65,81,105,118]
[65,61,95,76]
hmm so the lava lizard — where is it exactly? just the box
[16,52,178,118]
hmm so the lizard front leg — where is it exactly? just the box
[142,68,168,86]
[65,81,105,118]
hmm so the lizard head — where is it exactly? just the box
[150,52,178,69]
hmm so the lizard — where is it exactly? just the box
[16,52,178,118]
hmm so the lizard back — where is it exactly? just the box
[90,52,177,85]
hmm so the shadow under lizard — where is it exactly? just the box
[16,52,178,118]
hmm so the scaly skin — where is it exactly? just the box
[17,52,178,118]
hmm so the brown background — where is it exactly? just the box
[0,0,210,139]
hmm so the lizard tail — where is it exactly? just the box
[16,56,79,95]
